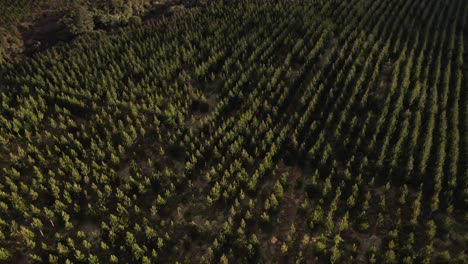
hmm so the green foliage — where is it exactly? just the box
[0,0,31,26]
[59,5,94,37]
[96,1,133,27]
[0,248,11,261]
[0,0,465,263]
[129,16,142,26]
[436,251,451,263]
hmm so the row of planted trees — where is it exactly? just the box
[0,0,467,263]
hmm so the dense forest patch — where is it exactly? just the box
[0,0,467,263]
